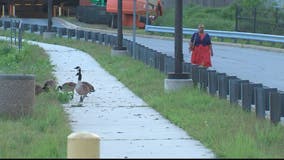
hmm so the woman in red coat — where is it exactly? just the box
[189,24,214,68]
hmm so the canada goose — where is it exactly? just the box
[35,84,44,95]
[57,81,77,99]
[74,66,95,102]
[42,79,57,91]
[74,66,95,93]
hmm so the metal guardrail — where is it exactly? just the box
[145,25,284,44]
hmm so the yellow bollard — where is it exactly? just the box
[2,5,4,17]
[59,7,62,16]
[12,5,15,17]
[67,132,100,158]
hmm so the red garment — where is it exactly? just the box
[191,45,212,67]
[199,33,205,40]
[190,33,212,68]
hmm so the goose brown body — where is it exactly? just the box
[76,81,91,96]
[35,84,44,95]
[42,79,57,91]
[82,81,95,92]
[58,82,76,92]
[58,81,77,99]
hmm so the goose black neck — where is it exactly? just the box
[77,69,82,81]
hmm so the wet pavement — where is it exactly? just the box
[26,41,215,158]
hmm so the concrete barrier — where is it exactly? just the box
[67,29,75,39]
[57,28,63,37]
[84,31,91,41]
[256,87,265,119]
[39,25,47,35]
[30,24,38,33]
[98,33,105,44]
[208,70,217,95]
[191,64,199,87]
[217,73,226,97]
[43,31,56,39]
[199,67,208,91]
[229,78,240,104]
[263,87,277,110]
[270,92,281,124]
[0,74,35,118]
[241,82,253,111]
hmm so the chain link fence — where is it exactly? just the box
[236,6,284,35]
[8,18,22,52]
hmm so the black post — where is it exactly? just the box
[270,92,281,124]
[47,0,52,32]
[275,8,279,25]
[174,0,183,74]
[235,6,239,31]
[164,0,191,91]
[111,0,127,55]
[167,0,189,79]
[256,87,265,119]
[117,0,122,48]
[253,7,256,33]
[115,0,125,50]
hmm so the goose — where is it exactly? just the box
[35,84,44,95]
[74,66,95,102]
[74,66,95,93]
[57,81,77,99]
[42,79,57,91]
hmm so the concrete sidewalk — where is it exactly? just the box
[31,41,215,158]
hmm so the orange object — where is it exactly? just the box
[106,0,147,14]
[106,0,155,28]
[80,0,93,6]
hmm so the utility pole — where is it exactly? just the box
[174,0,183,75]
[133,0,136,56]
[111,0,127,56]
[47,0,52,32]
[146,0,149,25]
[43,0,56,38]
[117,0,123,49]
[164,0,192,92]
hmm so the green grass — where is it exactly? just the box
[0,92,70,158]
[153,4,235,31]
[0,40,54,83]
[10,31,284,158]
[0,39,71,158]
